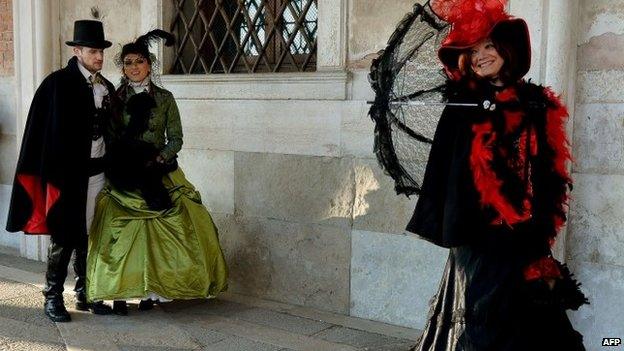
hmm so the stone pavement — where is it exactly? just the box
[0,251,420,351]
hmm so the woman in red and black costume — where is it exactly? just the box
[406,1,588,350]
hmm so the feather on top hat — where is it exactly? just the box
[433,0,531,78]
[66,20,112,49]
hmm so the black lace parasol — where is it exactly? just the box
[369,1,456,197]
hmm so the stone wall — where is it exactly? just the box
[0,0,12,76]
[0,0,16,249]
[345,0,448,328]
[569,0,624,348]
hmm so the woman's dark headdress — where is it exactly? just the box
[117,30,175,64]
[434,0,531,80]
[115,29,175,86]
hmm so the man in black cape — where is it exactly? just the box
[5,20,119,322]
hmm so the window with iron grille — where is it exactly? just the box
[170,0,318,74]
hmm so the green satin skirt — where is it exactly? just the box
[86,168,228,302]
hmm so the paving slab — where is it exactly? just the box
[57,308,202,351]
[220,292,422,341]
[312,325,414,350]
[0,278,65,351]
[186,315,358,351]
[199,336,285,351]
[0,256,420,351]
[158,298,254,318]
[0,250,47,275]
[226,307,334,336]
[0,276,41,300]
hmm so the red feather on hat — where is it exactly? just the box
[432,0,509,47]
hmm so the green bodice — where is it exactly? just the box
[117,83,183,161]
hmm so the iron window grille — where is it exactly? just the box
[170,0,318,74]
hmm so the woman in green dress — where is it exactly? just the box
[87,30,228,315]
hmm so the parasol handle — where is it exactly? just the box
[366,100,479,107]
[365,99,544,111]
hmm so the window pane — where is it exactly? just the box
[170,0,317,74]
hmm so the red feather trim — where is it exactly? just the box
[543,88,572,181]
[543,88,573,233]
[504,110,523,134]
[469,87,534,227]
[470,122,530,226]
[495,86,517,102]
[524,256,562,281]
[16,174,61,234]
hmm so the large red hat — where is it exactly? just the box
[433,0,531,79]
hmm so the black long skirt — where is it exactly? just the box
[411,244,586,351]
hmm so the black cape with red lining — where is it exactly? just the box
[5,56,117,247]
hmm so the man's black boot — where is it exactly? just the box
[44,296,71,322]
[43,241,73,323]
[74,247,112,315]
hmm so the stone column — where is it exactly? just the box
[317,0,347,71]
[509,0,580,260]
[543,0,580,260]
[13,0,60,261]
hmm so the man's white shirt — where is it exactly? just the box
[77,61,106,159]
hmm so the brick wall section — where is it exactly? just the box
[0,0,13,76]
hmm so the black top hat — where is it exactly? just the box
[66,20,112,49]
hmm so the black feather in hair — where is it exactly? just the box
[135,29,175,49]
[120,29,176,64]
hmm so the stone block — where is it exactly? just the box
[578,32,624,71]
[350,230,448,330]
[340,100,374,159]
[579,0,624,44]
[234,153,354,228]
[0,77,16,134]
[232,101,342,157]
[163,72,348,101]
[178,100,343,157]
[568,174,624,266]
[0,184,19,249]
[0,133,15,184]
[216,214,351,314]
[352,159,419,235]
[573,103,624,174]
[568,259,624,351]
[176,99,234,152]
[349,71,375,102]
[317,0,346,70]
[177,149,234,215]
[576,70,624,104]
[348,0,419,62]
